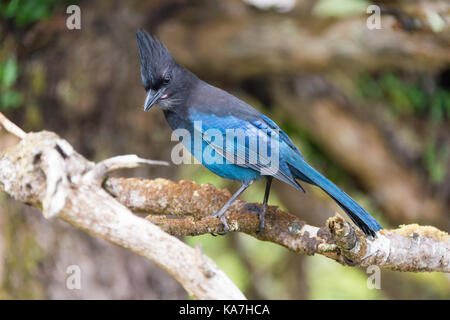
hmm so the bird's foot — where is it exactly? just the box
[245,203,267,233]
[257,204,267,234]
[207,212,230,236]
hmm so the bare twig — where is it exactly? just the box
[0,112,26,139]
[82,154,169,185]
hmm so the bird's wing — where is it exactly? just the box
[188,109,305,191]
[189,84,305,159]
[257,114,305,160]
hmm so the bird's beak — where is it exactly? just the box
[144,89,163,111]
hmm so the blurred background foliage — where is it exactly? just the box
[0,0,449,299]
[0,57,22,109]
[0,0,59,27]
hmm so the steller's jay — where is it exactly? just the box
[136,29,382,237]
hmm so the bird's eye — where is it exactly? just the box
[143,80,151,92]
[163,73,171,85]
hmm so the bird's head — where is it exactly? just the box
[136,29,191,111]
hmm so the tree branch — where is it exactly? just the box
[0,125,245,300]
[104,177,450,272]
[0,113,448,287]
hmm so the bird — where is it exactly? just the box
[135,29,382,237]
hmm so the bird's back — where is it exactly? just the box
[187,81,262,119]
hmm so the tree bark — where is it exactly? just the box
[105,177,450,273]
[0,114,447,306]
[0,125,245,300]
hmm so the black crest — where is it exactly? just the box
[136,29,175,91]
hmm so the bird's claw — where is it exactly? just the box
[210,231,227,237]
[207,201,266,236]
[207,213,230,236]
[245,203,266,234]
[256,209,265,234]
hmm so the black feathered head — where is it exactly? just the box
[137,29,174,90]
[136,29,198,110]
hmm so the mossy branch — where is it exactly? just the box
[104,177,449,272]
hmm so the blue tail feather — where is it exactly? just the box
[288,158,382,237]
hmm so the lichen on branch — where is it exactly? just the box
[104,177,450,272]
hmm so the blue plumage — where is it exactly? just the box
[136,29,382,236]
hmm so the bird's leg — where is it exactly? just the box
[210,180,254,235]
[258,176,272,233]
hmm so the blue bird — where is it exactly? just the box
[136,29,382,237]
